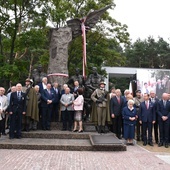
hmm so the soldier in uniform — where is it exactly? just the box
[133,90,144,141]
[22,78,39,131]
[91,81,110,133]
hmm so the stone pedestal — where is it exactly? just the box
[48,27,72,85]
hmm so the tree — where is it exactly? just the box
[125,37,170,69]
[0,0,49,86]
[0,0,130,88]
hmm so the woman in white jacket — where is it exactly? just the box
[73,88,84,133]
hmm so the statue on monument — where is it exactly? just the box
[32,64,47,85]
[83,67,104,121]
[67,68,84,89]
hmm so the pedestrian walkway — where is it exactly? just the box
[0,144,169,170]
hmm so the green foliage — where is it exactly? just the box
[125,37,170,69]
[0,0,130,88]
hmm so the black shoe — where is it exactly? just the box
[2,133,7,136]
[117,136,122,139]
[42,128,46,131]
[9,137,14,139]
[78,130,83,133]
[61,128,66,131]
[148,142,153,146]
[46,128,51,131]
[137,138,140,141]
[73,129,78,132]
[101,126,107,133]
[16,136,22,139]
[98,126,102,133]
[158,142,163,147]
[165,143,169,148]
[143,141,147,146]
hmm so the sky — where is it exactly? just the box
[110,0,170,42]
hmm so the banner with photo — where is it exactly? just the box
[137,69,170,99]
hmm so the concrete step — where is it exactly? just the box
[21,130,93,139]
[0,130,126,151]
[50,122,97,132]
[0,134,126,151]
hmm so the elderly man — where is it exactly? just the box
[150,90,159,144]
[39,77,48,94]
[0,87,8,136]
[9,83,26,139]
[52,82,61,122]
[60,87,74,131]
[157,93,170,148]
[6,86,16,130]
[41,83,56,130]
[110,89,124,139]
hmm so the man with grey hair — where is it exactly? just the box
[0,87,8,136]
[52,82,61,122]
[150,90,159,144]
[110,89,124,139]
[9,83,26,139]
[41,83,56,130]
[60,87,74,131]
[157,93,170,148]
[39,77,48,94]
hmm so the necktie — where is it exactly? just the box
[48,90,51,94]
[117,97,120,104]
[164,101,166,108]
[18,92,21,100]
[145,101,149,109]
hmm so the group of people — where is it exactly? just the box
[90,81,170,148]
[0,76,86,139]
[0,71,170,149]
[116,89,170,148]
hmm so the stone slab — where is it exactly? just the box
[90,134,126,151]
[0,138,92,151]
[21,130,91,139]
[90,134,122,145]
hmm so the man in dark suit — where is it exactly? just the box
[110,89,124,139]
[41,83,56,130]
[150,90,159,144]
[9,83,26,139]
[51,82,61,122]
[139,93,156,146]
[157,93,170,148]
[38,77,48,94]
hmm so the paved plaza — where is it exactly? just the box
[0,144,169,170]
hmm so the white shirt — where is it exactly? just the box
[42,83,47,89]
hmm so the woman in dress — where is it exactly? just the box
[73,88,84,133]
[122,99,137,145]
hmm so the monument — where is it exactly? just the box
[48,27,72,85]
[47,5,112,86]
